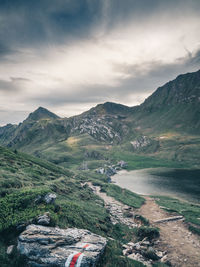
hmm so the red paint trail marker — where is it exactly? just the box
[66,244,90,267]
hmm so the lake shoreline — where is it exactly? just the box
[111,168,200,204]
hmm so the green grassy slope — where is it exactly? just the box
[0,146,145,267]
[154,196,200,236]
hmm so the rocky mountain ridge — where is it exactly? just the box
[0,69,199,167]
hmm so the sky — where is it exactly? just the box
[0,0,200,125]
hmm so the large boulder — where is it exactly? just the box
[17,224,107,267]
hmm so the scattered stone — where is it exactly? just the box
[96,167,105,174]
[156,251,163,258]
[133,242,141,250]
[128,252,152,267]
[105,166,117,177]
[161,255,168,263]
[7,245,14,255]
[81,182,87,188]
[143,241,150,246]
[127,242,135,247]
[117,160,127,168]
[44,193,57,204]
[37,212,51,226]
[143,246,160,261]
[123,248,132,256]
[18,224,107,267]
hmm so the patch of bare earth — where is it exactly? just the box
[139,197,200,267]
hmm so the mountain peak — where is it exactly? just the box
[87,102,131,116]
[27,107,59,121]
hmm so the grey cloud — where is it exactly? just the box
[111,48,200,94]
[30,85,112,106]
[187,49,200,65]
[0,0,200,124]
[29,49,200,108]
[0,0,200,55]
[0,77,30,92]
[0,79,18,92]
[0,0,102,53]
[10,77,31,82]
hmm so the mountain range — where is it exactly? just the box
[0,69,199,169]
[0,69,200,267]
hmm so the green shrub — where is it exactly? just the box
[136,226,160,241]
[0,188,50,232]
[135,214,150,226]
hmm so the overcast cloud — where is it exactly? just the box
[0,0,200,125]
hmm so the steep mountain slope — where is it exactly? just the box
[133,70,200,134]
[0,69,199,168]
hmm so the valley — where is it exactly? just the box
[0,69,199,267]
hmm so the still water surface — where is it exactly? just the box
[112,168,200,203]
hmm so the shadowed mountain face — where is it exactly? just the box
[0,69,199,167]
[129,69,200,134]
[26,107,60,121]
[142,70,200,109]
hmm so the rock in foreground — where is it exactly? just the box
[17,224,107,267]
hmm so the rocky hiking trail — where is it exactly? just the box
[89,183,200,267]
[139,197,200,267]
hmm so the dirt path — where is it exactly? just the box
[88,183,137,227]
[139,197,200,267]
[88,183,200,266]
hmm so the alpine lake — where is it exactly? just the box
[112,168,200,204]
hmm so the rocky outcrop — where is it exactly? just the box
[34,193,57,205]
[131,136,150,149]
[95,161,127,178]
[36,212,51,226]
[17,224,107,267]
[44,193,57,204]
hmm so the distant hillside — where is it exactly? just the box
[0,69,199,168]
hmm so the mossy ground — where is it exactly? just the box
[0,146,146,267]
